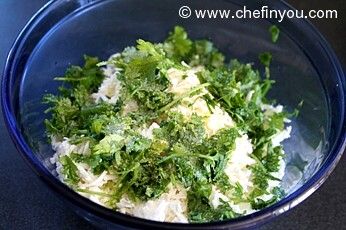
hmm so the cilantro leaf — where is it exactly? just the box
[269,25,280,43]
[189,40,225,69]
[259,52,272,67]
[251,187,284,210]
[59,155,80,184]
[164,26,192,61]
[54,55,104,93]
[188,182,240,223]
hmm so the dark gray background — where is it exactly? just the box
[0,0,345,229]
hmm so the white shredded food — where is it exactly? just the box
[50,55,292,223]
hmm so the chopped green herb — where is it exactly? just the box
[259,52,272,68]
[43,26,295,223]
[269,25,280,43]
[59,155,80,185]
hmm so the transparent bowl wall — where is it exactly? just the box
[2,0,345,229]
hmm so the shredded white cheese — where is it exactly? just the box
[141,122,160,139]
[167,67,234,137]
[92,59,122,104]
[50,61,292,223]
[224,134,256,193]
[117,185,188,223]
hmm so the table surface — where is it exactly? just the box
[0,1,345,229]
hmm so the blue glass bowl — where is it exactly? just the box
[2,0,345,229]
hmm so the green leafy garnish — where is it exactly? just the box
[188,183,240,223]
[43,26,295,223]
[269,25,280,43]
[59,155,80,185]
[259,52,272,68]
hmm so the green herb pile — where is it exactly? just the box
[44,26,291,223]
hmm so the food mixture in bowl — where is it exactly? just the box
[44,26,294,223]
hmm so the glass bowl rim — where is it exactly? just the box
[1,0,345,229]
